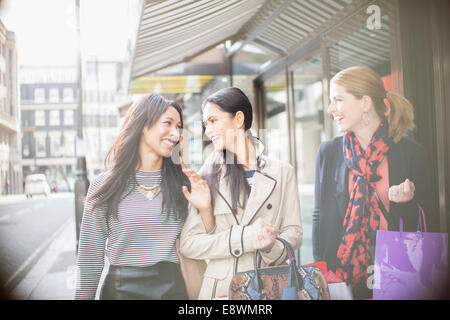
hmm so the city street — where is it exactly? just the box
[0,193,74,294]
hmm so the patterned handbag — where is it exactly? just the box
[229,237,330,300]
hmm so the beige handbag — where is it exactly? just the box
[176,238,207,300]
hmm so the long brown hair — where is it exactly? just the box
[331,66,415,142]
[88,94,190,223]
[201,87,254,214]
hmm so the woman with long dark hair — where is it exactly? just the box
[313,66,436,299]
[179,87,303,300]
[75,94,191,300]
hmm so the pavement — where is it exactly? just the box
[8,214,78,300]
[0,193,81,300]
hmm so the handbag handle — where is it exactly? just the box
[400,204,427,233]
[374,190,428,233]
[251,237,301,295]
[373,189,398,230]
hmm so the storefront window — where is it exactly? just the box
[49,131,62,157]
[35,132,47,157]
[263,73,289,163]
[63,132,75,157]
[291,56,324,264]
[232,43,276,108]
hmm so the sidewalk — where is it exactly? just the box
[9,215,78,300]
[0,193,74,205]
[0,194,28,205]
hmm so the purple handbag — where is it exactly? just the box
[373,206,448,300]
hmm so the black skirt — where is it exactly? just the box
[100,262,188,300]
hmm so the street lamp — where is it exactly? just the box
[74,0,89,254]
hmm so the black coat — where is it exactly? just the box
[312,136,437,270]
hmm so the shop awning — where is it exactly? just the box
[131,0,388,82]
[131,0,265,79]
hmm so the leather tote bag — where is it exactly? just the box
[229,237,330,300]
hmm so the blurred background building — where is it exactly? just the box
[82,58,130,178]
[0,19,20,195]
[20,66,78,191]
[19,59,130,190]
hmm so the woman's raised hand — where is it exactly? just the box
[182,168,212,212]
[249,218,277,252]
[388,178,415,203]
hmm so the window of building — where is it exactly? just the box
[63,88,74,103]
[49,110,60,126]
[263,72,289,164]
[48,131,62,157]
[34,88,45,103]
[23,141,30,157]
[64,110,74,126]
[35,132,47,157]
[35,110,46,126]
[292,57,324,185]
[49,88,60,103]
[290,56,325,265]
[63,132,75,157]
[232,43,276,103]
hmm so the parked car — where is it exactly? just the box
[56,180,70,192]
[47,176,58,193]
[25,174,51,198]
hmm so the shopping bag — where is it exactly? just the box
[373,206,448,300]
[324,270,354,300]
[229,237,330,300]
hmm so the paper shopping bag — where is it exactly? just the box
[373,207,448,299]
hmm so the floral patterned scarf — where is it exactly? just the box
[335,117,392,287]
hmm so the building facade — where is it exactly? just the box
[20,67,78,189]
[20,62,128,185]
[82,59,128,178]
[0,19,20,195]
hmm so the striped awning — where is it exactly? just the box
[131,0,389,81]
[131,0,264,79]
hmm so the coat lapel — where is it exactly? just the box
[215,172,234,215]
[241,170,277,226]
[214,137,275,225]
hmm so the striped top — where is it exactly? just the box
[75,169,183,300]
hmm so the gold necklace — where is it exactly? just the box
[137,184,161,200]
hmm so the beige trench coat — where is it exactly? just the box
[179,140,303,300]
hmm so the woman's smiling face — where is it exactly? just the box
[202,102,241,152]
[140,106,182,158]
[328,83,365,133]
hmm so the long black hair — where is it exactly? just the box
[88,94,190,223]
[201,87,255,214]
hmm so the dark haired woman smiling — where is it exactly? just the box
[75,94,191,300]
[180,87,303,300]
